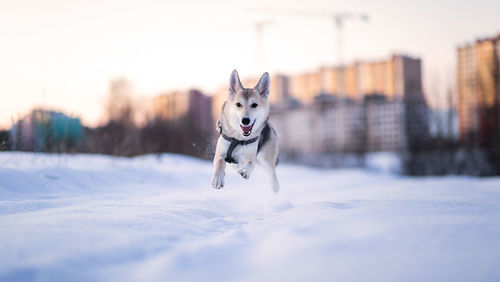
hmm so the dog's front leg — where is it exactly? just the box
[212,157,226,189]
[212,137,227,189]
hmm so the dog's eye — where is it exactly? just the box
[236,103,242,107]
[251,103,258,108]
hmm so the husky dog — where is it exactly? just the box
[212,70,280,193]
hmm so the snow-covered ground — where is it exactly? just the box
[1,152,499,282]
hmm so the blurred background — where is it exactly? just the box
[1,0,499,175]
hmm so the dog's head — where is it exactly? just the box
[225,70,270,137]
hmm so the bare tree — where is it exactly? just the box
[106,78,135,125]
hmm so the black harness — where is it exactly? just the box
[219,122,272,164]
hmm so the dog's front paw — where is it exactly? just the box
[212,174,225,189]
[239,169,249,180]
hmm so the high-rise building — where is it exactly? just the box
[271,106,320,154]
[152,89,212,133]
[272,54,428,154]
[365,99,406,151]
[305,54,424,103]
[316,99,366,153]
[289,71,322,104]
[271,95,425,154]
[394,55,424,102]
[457,34,500,144]
[153,91,189,121]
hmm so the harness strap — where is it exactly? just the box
[218,119,273,164]
[221,132,259,164]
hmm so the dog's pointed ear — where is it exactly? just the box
[254,72,270,97]
[229,70,243,95]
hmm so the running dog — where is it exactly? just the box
[212,70,279,193]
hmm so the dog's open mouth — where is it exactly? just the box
[240,123,254,137]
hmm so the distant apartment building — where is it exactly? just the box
[313,54,424,103]
[317,98,366,152]
[10,109,83,151]
[271,105,320,155]
[153,89,212,133]
[153,91,188,121]
[272,95,425,154]
[365,98,406,151]
[272,54,428,154]
[289,71,322,104]
[457,34,500,144]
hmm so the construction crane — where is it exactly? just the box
[249,9,369,66]
[329,13,370,65]
[254,20,274,72]
[233,19,274,73]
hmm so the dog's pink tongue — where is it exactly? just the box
[241,125,252,134]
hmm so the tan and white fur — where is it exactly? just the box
[212,70,280,193]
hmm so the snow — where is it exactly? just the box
[1,152,500,282]
[365,152,402,174]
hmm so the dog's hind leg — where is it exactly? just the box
[262,160,279,193]
[258,154,279,193]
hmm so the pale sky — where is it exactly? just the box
[1,0,499,129]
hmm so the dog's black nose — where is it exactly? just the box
[242,118,250,125]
